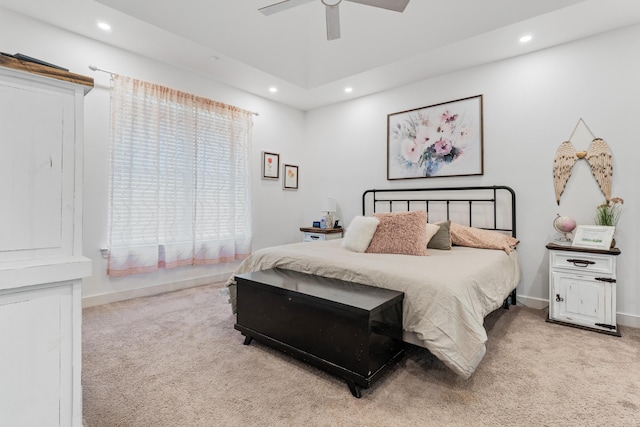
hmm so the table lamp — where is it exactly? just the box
[321,197,336,229]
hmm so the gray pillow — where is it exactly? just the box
[427,220,452,250]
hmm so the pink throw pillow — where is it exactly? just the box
[450,222,519,253]
[366,211,429,256]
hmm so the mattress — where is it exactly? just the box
[226,239,521,378]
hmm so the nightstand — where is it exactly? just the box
[300,227,343,242]
[546,243,621,336]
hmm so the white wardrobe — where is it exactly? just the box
[0,57,93,426]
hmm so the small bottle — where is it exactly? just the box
[320,218,326,229]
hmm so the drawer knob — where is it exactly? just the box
[555,294,564,302]
[566,259,595,268]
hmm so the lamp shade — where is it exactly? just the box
[321,197,336,213]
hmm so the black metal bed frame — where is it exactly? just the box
[362,185,517,306]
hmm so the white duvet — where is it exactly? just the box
[226,239,521,378]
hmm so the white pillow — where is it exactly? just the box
[425,222,441,246]
[342,216,380,252]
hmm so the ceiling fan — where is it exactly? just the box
[259,0,410,41]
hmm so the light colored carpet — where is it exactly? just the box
[82,283,640,427]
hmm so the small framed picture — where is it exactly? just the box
[283,164,299,189]
[262,151,280,179]
[572,225,615,250]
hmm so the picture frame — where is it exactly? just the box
[262,151,280,179]
[387,95,484,180]
[283,164,299,190]
[572,225,615,250]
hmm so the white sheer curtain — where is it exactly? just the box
[107,75,253,277]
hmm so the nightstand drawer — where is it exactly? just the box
[303,232,326,242]
[550,251,614,275]
[301,227,343,242]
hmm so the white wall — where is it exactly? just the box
[2,8,638,326]
[0,9,308,305]
[304,24,640,326]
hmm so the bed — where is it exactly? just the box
[226,186,521,378]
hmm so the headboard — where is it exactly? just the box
[362,185,516,238]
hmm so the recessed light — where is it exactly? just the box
[269,87,278,93]
[344,87,353,93]
[97,21,111,32]
[519,35,532,43]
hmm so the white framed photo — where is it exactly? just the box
[261,151,280,179]
[572,225,615,250]
[283,164,298,190]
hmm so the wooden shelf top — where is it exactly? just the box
[546,242,620,255]
[300,227,343,234]
[0,55,94,90]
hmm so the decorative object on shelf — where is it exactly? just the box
[553,118,612,204]
[313,221,321,228]
[595,197,623,248]
[321,197,336,230]
[595,197,623,226]
[1,52,69,71]
[553,214,577,245]
[283,164,298,189]
[572,225,616,250]
[387,95,484,180]
[262,151,280,179]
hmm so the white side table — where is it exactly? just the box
[546,242,620,336]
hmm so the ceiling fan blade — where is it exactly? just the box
[326,4,341,40]
[344,0,410,13]
[259,0,315,16]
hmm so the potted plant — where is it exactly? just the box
[595,197,624,226]
[595,197,623,248]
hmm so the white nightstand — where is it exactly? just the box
[300,227,343,242]
[546,243,621,336]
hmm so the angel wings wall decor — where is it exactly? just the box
[553,119,613,205]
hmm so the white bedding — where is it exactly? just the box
[226,239,521,378]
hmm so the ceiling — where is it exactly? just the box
[2,0,640,110]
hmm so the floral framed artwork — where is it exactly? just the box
[283,164,299,190]
[262,151,280,179]
[387,95,484,180]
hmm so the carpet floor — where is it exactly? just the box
[82,283,640,426]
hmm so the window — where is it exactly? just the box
[107,75,253,276]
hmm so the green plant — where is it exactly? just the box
[595,197,624,226]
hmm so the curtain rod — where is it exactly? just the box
[88,64,115,74]
[87,65,259,116]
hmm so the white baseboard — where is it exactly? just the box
[516,294,640,329]
[81,273,230,308]
[617,312,640,329]
[516,295,548,310]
